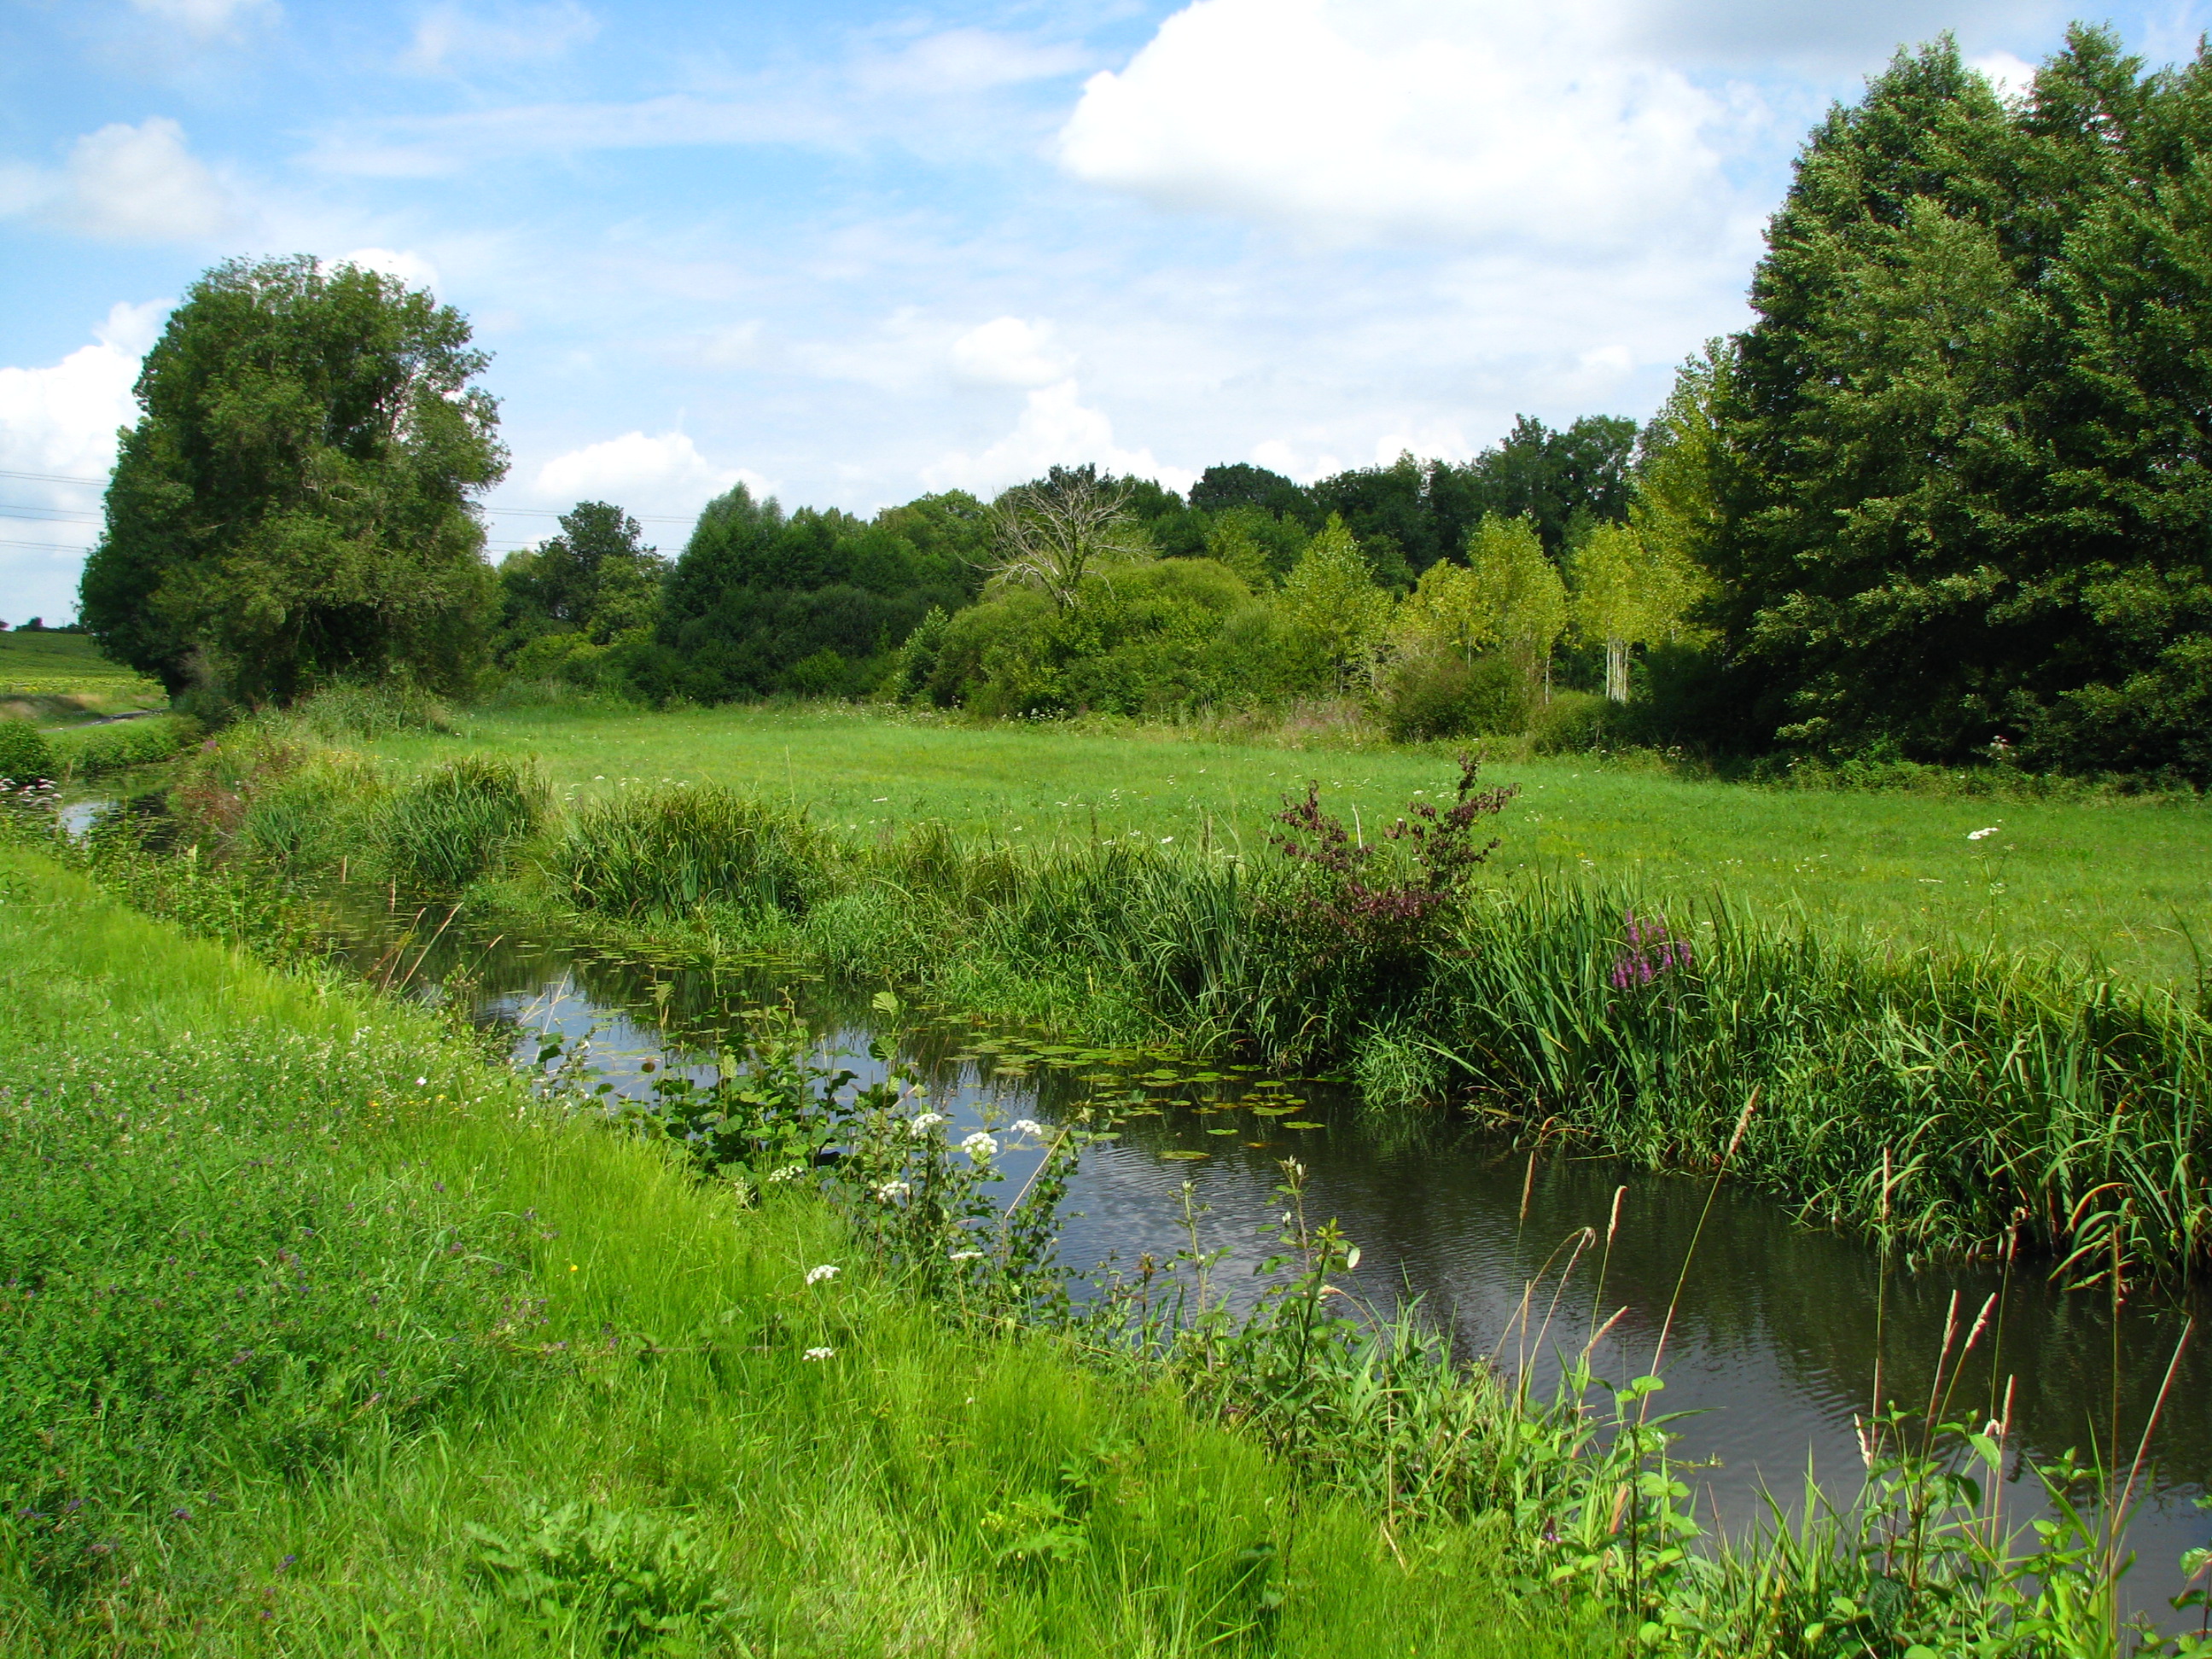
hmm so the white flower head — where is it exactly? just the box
[872,1179,910,1202]
[1967,826,2001,841]
[948,1249,985,1262]
[416,1076,428,1086]
[1009,1119,1045,1138]
[960,1131,998,1161]
[908,1111,948,1138]
[767,1162,807,1184]
[804,1264,840,1286]
[801,1347,835,1361]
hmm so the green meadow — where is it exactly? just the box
[364,701,2212,986]
[0,630,166,709]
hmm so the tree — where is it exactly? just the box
[497,501,667,648]
[1704,29,2212,776]
[1463,514,1567,700]
[1275,515,1394,690]
[985,466,1152,613]
[1569,522,1698,701]
[1394,559,1493,665]
[80,255,505,703]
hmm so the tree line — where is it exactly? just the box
[78,28,2212,781]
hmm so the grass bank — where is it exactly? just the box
[126,694,2210,1286]
[0,842,1609,1656]
[363,700,2212,985]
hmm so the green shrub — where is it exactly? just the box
[375,756,549,891]
[1381,652,1528,742]
[233,755,385,874]
[49,714,198,777]
[551,785,828,917]
[1528,690,1615,754]
[289,681,451,742]
[0,719,55,783]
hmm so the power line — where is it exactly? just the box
[0,505,101,523]
[0,475,695,525]
[0,468,105,486]
[0,537,94,553]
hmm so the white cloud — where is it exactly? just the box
[331,247,442,293]
[404,3,600,74]
[950,317,1069,387]
[531,431,765,514]
[923,381,1196,496]
[1970,50,2038,100]
[852,28,1089,96]
[20,118,236,242]
[0,301,168,623]
[1057,0,1736,252]
[127,0,278,39]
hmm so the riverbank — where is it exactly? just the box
[0,844,1604,1655]
[111,695,2212,1287]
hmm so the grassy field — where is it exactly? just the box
[0,629,165,713]
[365,701,2212,985]
[0,841,1609,1656]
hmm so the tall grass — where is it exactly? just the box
[550,783,829,917]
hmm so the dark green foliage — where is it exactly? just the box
[495,501,668,655]
[1190,463,1317,525]
[47,715,198,778]
[1313,420,1638,582]
[1380,653,1529,742]
[79,256,505,706]
[1708,29,2212,778]
[1528,690,1618,754]
[661,485,986,701]
[551,786,827,917]
[0,720,55,784]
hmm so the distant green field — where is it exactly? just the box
[364,701,2212,985]
[0,629,163,704]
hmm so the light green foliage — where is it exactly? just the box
[0,630,164,706]
[79,256,506,705]
[1203,504,1307,589]
[551,783,828,917]
[1569,522,1699,701]
[1394,557,1493,664]
[46,714,197,778]
[1463,514,1568,696]
[1273,515,1394,690]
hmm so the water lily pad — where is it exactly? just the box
[1282,1121,1325,1131]
[1244,1142,1272,1150]
[1159,1150,1210,1161]
[1122,1107,1165,1117]
[1205,1127,1239,1136]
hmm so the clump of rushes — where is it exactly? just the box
[374,755,549,891]
[550,783,829,917]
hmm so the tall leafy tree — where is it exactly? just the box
[81,255,505,703]
[1275,515,1394,690]
[1707,28,2212,776]
[1463,514,1568,700]
[497,501,667,648]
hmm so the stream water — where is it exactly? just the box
[349,907,2211,1618]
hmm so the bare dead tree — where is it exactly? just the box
[982,469,1149,612]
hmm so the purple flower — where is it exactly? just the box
[1608,910,1693,992]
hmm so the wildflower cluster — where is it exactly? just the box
[1608,909,1693,992]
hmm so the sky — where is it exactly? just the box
[1,0,2203,622]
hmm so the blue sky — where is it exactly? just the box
[1,0,2201,621]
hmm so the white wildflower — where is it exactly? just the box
[416,1076,428,1086]
[1009,1119,1045,1138]
[948,1249,985,1262]
[801,1347,835,1361]
[767,1163,807,1184]
[1967,826,2001,841]
[872,1179,910,1202]
[804,1264,839,1286]
[960,1131,998,1161]
[1160,835,1174,844]
[908,1111,947,1138]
